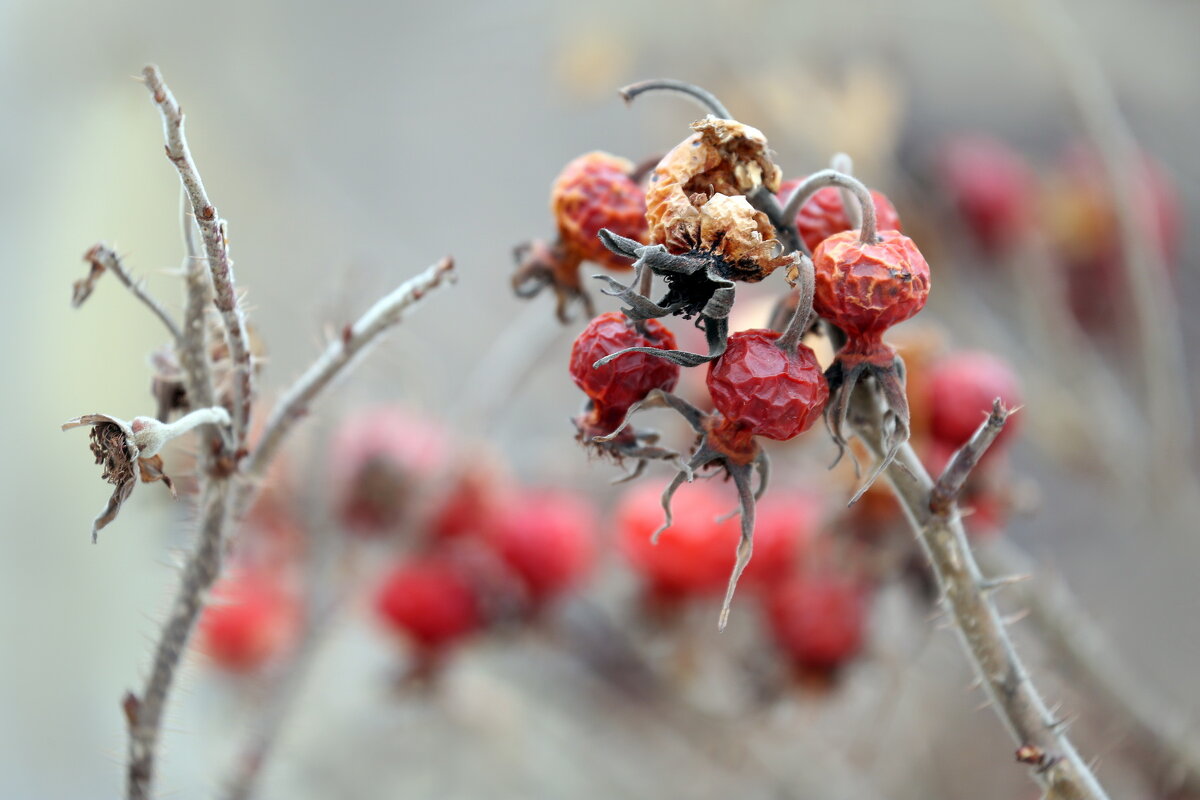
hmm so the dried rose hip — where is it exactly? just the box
[374,556,482,652]
[197,571,299,673]
[813,228,932,489]
[513,151,649,321]
[706,329,828,442]
[766,573,868,674]
[779,177,901,254]
[485,489,597,604]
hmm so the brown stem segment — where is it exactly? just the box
[852,389,1110,800]
[143,65,254,453]
[781,169,879,247]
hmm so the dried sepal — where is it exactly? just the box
[71,256,106,307]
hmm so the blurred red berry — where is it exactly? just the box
[766,574,868,672]
[706,330,828,442]
[617,480,740,596]
[927,351,1021,454]
[429,460,507,541]
[486,489,598,603]
[938,135,1036,253]
[569,312,679,430]
[198,571,299,673]
[779,178,902,253]
[744,494,822,586]
[331,407,450,534]
[374,557,482,651]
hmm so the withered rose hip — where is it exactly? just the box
[779,178,902,254]
[813,230,931,346]
[706,329,828,442]
[569,312,679,420]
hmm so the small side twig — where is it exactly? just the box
[143,64,254,451]
[930,398,1013,515]
[240,257,455,489]
[852,389,1110,800]
[74,244,182,341]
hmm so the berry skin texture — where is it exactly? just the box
[553,152,649,271]
[812,230,931,352]
[928,351,1022,452]
[198,572,299,673]
[374,557,482,652]
[569,312,679,418]
[766,574,867,672]
[779,178,902,254]
[485,489,598,604]
[706,330,828,442]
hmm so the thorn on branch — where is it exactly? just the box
[931,398,1013,515]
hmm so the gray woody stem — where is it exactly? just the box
[76,244,182,340]
[127,482,229,800]
[977,539,1200,796]
[143,65,254,452]
[782,169,879,247]
[177,193,217,417]
[853,393,1110,800]
[240,257,456,489]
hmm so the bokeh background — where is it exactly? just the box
[3,0,1198,798]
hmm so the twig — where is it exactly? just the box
[127,482,229,800]
[75,244,182,341]
[239,257,455,489]
[143,65,254,451]
[851,390,1110,800]
[978,538,1200,796]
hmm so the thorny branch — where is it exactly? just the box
[239,257,456,491]
[852,391,1110,800]
[74,244,183,341]
[977,538,1200,797]
[143,64,255,452]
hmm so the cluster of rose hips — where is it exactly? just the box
[196,406,599,676]
[934,134,1180,331]
[516,80,932,628]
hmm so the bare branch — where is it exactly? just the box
[142,65,254,451]
[978,538,1200,797]
[930,399,1013,515]
[851,389,1110,800]
[240,257,455,487]
[127,482,229,800]
[75,244,182,341]
[176,191,222,459]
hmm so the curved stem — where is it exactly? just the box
[775,255,815,353]
[782,169,878,245]
[829,153,861,231]
[619,79,732,120]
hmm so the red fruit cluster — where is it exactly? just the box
[706,330,828,443]
[779,178,902,253]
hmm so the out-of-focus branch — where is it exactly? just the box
[852,392,1110,800]
[127,482,229,800]
[978,538,1200,797]
[239,257,455,491]
[74,244,182,341]
[143,64,254,451]
[177,192,222,459]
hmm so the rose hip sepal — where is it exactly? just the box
[812,229,931,499]
[513,151,649,322]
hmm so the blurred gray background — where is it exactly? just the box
[2,0,1198,798]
